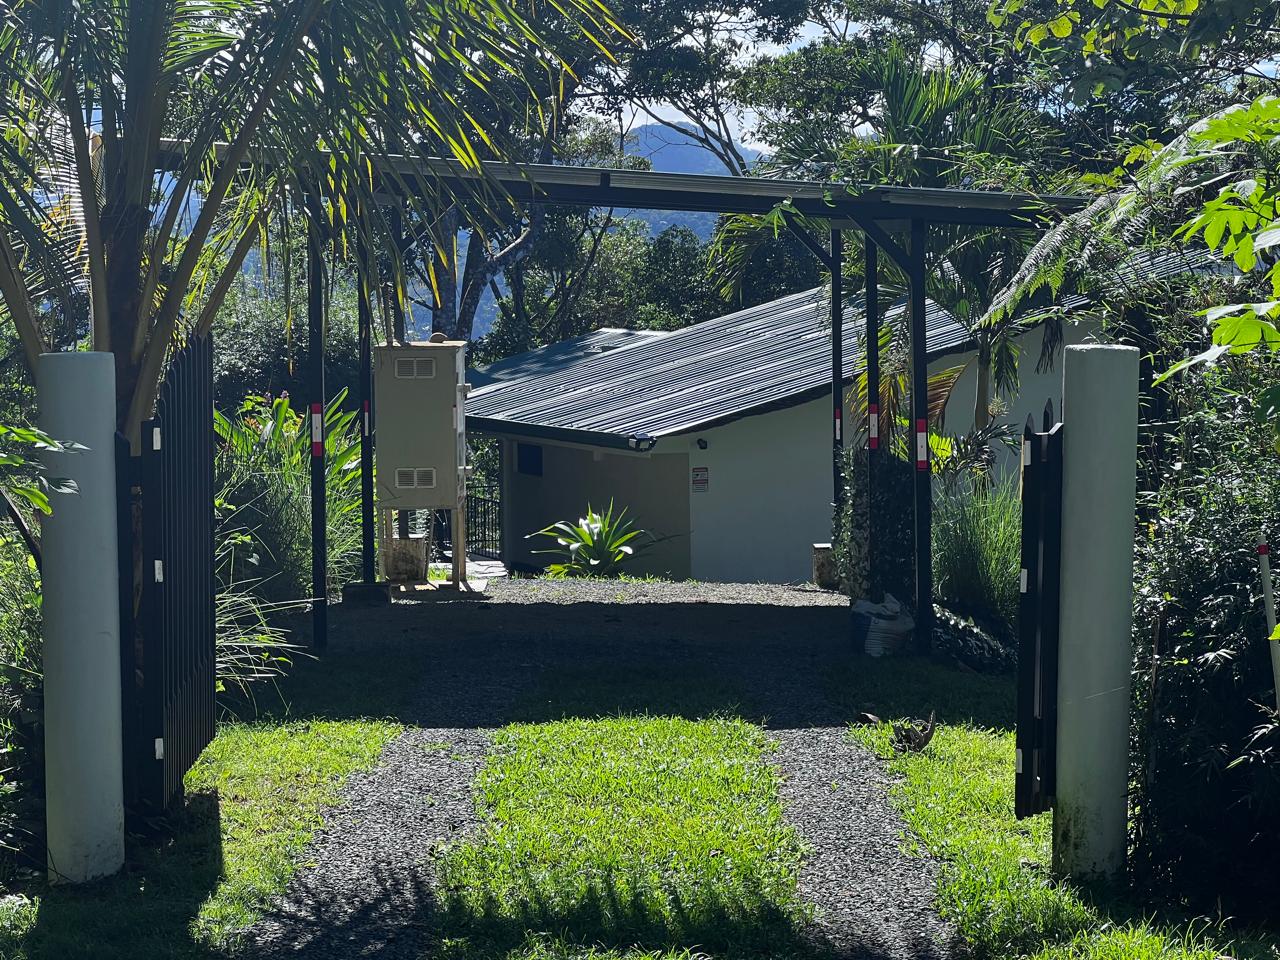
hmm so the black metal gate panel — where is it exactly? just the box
[1016,401,1063,820]
[467,490,501,560]
[136,336,216,811]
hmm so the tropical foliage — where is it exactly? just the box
[1122,285,1280,917]
[215,391,362,601]
[0,0,619,440]
[933,480,1022,639]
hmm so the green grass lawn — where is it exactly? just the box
[0,719,399,960]
[2,600,1273,960]
[433,716,810,960]
[853,722,1279,960]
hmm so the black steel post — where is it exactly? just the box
[390,206,412,542]
[864,240,880,600]
[356,257,376,585]
[830,229,844,510]
[307,205,328,650]
[909,218,932,652]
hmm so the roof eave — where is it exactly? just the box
[467,417,651,451]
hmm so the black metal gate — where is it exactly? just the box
[429,490,502,561]
[1015,401,1063,820]
[467,489,501,560]
[122,336,216,812]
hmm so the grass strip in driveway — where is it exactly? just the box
[435,716,809,959]
[852,722,1278,960]
[0,718,399,959]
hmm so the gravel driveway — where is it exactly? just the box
[241,579,955,959]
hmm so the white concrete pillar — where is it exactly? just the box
[1053,344,1138,881]
[38,352,125,883]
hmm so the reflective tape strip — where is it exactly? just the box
[834,407,842,442]
[868,403,879,449]
[1260,543,1271,556]
[362,400,371,437]
[1022,439,1031,467]
[1020,568,1028,593]
[915,418,928,470]
[310,403,323,457]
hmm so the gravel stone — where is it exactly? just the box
[771,727,955,959]
[240,579,955,958]
[242,727,490,959]
[483,578,849,607]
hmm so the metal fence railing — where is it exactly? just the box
[421,488,502,562]
[467,490,501,560]
[122,335,216,812]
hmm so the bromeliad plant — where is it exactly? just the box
[527,501,650,578]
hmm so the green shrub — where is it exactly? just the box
[0,534,42,875]
[214,525,301,704]
[212,277,362,413]
[1087,272,1280,919]
[527,501,649,578]
[1129,349,1280,918]
[932,479,1021,639]
[215,391,362,601]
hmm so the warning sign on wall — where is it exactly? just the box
[691,466,709,493]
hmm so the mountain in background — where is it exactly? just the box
[456,121,759,338]
[620,122,760,239]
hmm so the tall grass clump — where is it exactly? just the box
[215,391,362,602]
[932,479,1021,637]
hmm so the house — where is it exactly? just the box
[467,284,1093,583]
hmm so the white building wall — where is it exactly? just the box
[684,395,834,584]
[938,321,1098,473]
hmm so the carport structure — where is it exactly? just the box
[296,156,1086,648]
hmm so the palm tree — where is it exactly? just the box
[0,0,619,443]
[714,43,1061,431]
[976,102,1259,338]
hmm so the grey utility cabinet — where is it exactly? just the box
[373,339,467,511]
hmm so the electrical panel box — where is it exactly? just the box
[374,339,467,510]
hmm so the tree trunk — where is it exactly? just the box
[974,343,992,430]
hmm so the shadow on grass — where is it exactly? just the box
[255,600,1014,733]
[18,793,225,960]
[242,860,943,960]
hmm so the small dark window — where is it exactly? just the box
[516,442,543,477]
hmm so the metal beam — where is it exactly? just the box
[909,219,932,653]
[865,240,881,602]
[376,154,1086,229]
[830,229,844,511]
[154,140,1087,229]
[786,215,837,271]
[307,203,328,651]
[356,248,376,585]
[389,205,412,542]
[848,214,910,272]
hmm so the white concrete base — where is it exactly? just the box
[38,352,125,883]
[1052,344,1138,882]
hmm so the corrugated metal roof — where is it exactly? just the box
[1056,247,1234,312]
[470,329,666,388]
[467,287,966,447]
